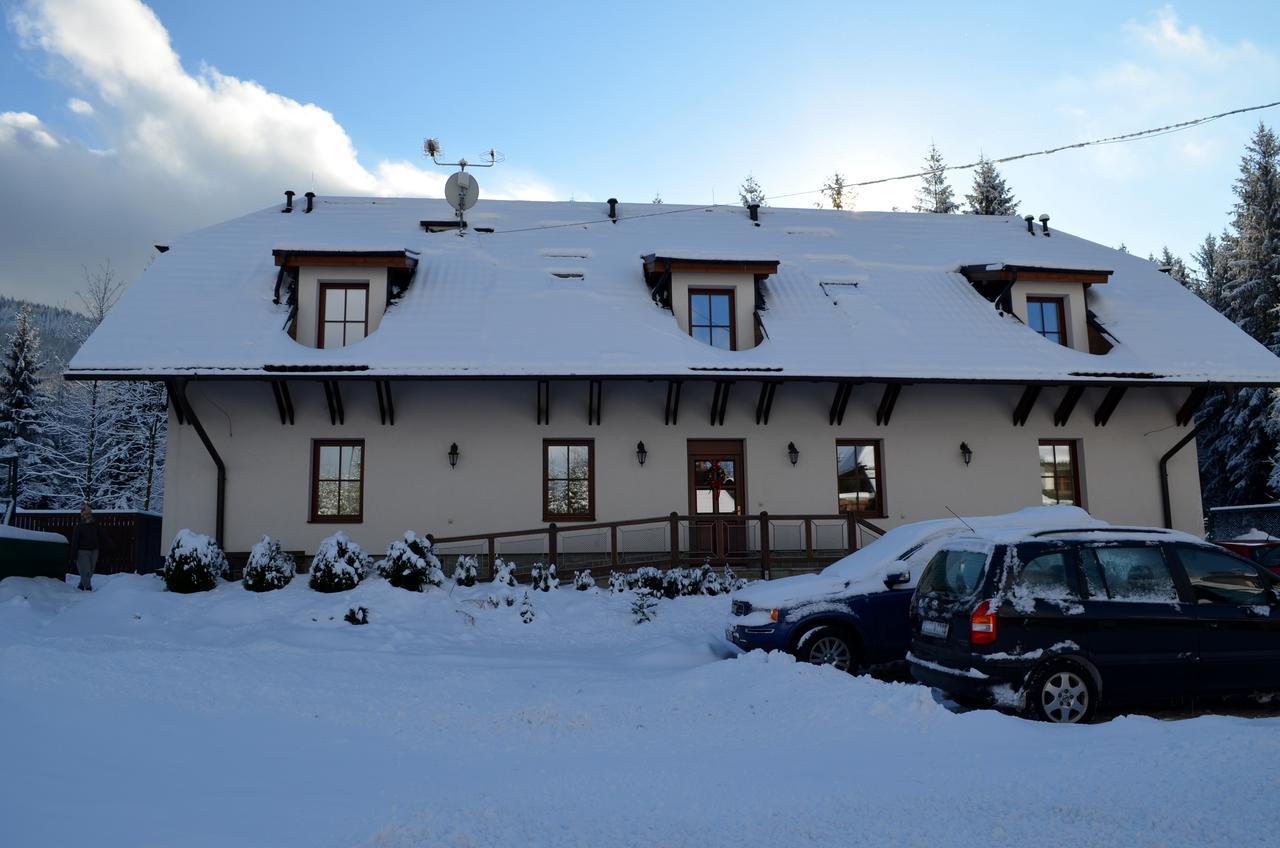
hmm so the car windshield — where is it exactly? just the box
[916,548,991,598]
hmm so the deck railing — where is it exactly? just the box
[428,512,887,581]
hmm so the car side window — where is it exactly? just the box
[1176,546,1271,606]
[1078,546,1179,603]
[1012,552,1075,600]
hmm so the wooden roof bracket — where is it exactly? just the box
[875,383,902,426]
[1053,385,1085,427]
[755,381,778,425]
[537,380,550,425]
[829,381,855,426]
[1176,386,1209,427]
[322,379,344,426]
[710,380,732,426]
[1093,386,1127,426]
[664,380,683,425]
[1012,385,1041,426]
[588,379,603,426]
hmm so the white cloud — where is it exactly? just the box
[0,0,557,304]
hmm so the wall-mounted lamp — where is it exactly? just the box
[960,442,973,466]
[636,441,648,466]
[448,442,460,469]
[787,441,800,466]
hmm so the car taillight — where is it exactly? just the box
[769,608,780,622]
[970,600,997,645]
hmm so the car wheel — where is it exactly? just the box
[798,627,859,673]
[1025,661,1098,724]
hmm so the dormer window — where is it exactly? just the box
[959,263,1113,354]
[689,288,736,350]
[272,248,417,349]
[319,282,370,349]
[1026,296,1067,346]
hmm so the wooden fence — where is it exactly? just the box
[13,510,163,574]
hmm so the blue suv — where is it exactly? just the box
[725,507,1104,672]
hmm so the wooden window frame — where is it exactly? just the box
[1038,439,1082,507]
[688,287,737,351]
[317,281,371,349]
[835,439,887,519]
[686,439,748,518]
[1026,295,1068,347]
[309,439,366,523]
[542,439,596,523]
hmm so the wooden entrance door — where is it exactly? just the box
[687,439,747,564]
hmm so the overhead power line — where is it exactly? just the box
[489,99,1280,234]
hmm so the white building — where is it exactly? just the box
[67,195,1280,574]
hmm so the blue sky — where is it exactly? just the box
[2,0,1279,305]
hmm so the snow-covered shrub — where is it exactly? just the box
[632,589,658,624]
[310,532,371,593]
[242,535,296,592]
[573,569,594,591]
[519,592,535,623]
[608,570,628,593]
[662,568,697,599]
[530,562,559,592]
[491,558,517,587]
[452,554,479,587]
[344,606,369,625]
[160,529,228,594]
[375,531,443,592]
[694,561,723,596]
[722,564,747,593]
[631,566,664,594]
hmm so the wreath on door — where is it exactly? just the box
[708,461,729,498]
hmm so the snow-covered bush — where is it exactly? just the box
[344,606,369,625]
[310,532,371,593]
[693,561,723,596]
[519,592,536,623]
[375,531,444,592]
[491,558,517,587]
[530,562,559,592]
[632,589,658,624]
[630,566,664,594]
[242,535,296,592]
[452,554,478,587]
[722,564,747,593]
[160,529,228,594]
[608,570,628,594]
[573,569,594,591]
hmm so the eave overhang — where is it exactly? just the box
[271,249,419,270]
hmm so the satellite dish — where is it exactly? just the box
[444,171,479,211]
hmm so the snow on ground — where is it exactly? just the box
[2,573,1278,847]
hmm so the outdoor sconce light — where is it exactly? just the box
[960,442,973,466]
[636,441,648,466]
[787,441,800,466]
[448,442,460,469]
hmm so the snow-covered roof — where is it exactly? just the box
[67,197,1280,384]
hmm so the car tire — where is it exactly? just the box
[795,626,861,674]
[1024,661,1098,724]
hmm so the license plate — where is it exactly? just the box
[921,619,949,638]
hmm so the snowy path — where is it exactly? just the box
[2,574,1277,847]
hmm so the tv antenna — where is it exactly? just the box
[424,138,503,233]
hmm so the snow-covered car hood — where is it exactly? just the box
[731,505,1105,610]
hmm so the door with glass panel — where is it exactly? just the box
[687,440,746,563]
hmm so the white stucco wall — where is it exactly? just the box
[294,266,389,348]
[670,271,758,350]
[161,380,1205,557]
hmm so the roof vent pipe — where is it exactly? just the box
[304,191,316,213]
[1023,214,1035,235]
[1039,213,1051,237]
[748,203,760,223]
[607,197,618,222]
[282,190,295,213]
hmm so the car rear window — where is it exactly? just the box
[916,548,990,597]
[1079,545,1179,603]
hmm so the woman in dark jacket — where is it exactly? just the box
[70,505,100,591]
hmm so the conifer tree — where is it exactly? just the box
[913,143,959,213]
[821,172,851,210]
[0,306,48,506]
[1156,246,1190,291]
[738,174,766,207]
[1192,232,1232,314]
[964,157,1018,215]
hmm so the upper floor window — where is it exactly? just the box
[1039,439,1080,506]
[836,439,885,517]
[689,288,735,350]
[1026,296,1067,346]
[311,439,364,522]
[544,440,594,521]
[318,282,369,349]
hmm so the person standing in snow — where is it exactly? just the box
[70,505,100,591]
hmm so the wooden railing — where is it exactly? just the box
[428,512,887,581]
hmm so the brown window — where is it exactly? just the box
[1039,439,1081,506]
[689,288,736,350]
[310,439,364,522]
[318,282,370,349]
[836,440,885,517]
[1026,296,1067,346]
[543,440,594,521]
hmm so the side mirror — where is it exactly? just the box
[884,571,911,590]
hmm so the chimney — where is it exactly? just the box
[1038,213,1051,237]
[282,190,295,213]
[607,198,618,222]
[748,203,760,223]
[1023,214,1035,235]
[304,191,316,213]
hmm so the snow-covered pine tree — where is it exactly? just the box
[821,172,851,210]
[652,192,663,205]
[1190,231,1237,506]
[1192,232,1232,314]
[913,144,959,214]
[963,157,1018,215]
[738,174,766,208]
[0,305,49,506]
[1156,247,1190,291]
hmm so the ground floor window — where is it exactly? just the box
[836,440,884,517]
[544,440,594,521]
[1038,439,1081,506]
[311,439,364,522]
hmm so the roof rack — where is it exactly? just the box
[1027,527,1175,538]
